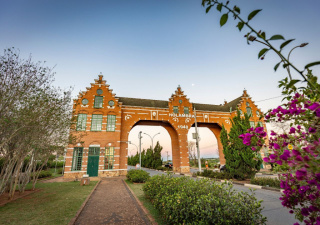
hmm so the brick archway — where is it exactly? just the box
[64,75,266,178]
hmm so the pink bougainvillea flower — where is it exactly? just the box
[308,102,320,111]
[269,154,277,159]
[273,143,280,150]
[276,160,283,165]
[315,108,320,117]
[289,127,296,134]
[292,149,301,156]
[270,131,277,136]
[296,168,307,180]
[255,127,264,133]
[308,127,316,133]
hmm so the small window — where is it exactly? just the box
[173,106,179,114]
[76,114,87,131]
[250,121,255,128]
[107,115,116,131]
[82,98,88,105]
[89,147,100,156]
[105,147,114,170]
[94,96,103,108]
[246,102,250,106]
[184,107,189,114]
[91,114,103,131]
[72,147,83,171]
[246,107,252,116]
[257,122,263,127]
[256,111,260,117]
[96,89,103,95]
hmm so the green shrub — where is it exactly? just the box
[250,177,280,189]
[126,169,150,183]
[47,161,64,168]
[195,169,233,180]
[57,168,63,174]
[31,170,52,179]
[143,175,266,225]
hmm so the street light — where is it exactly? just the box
[127,141,139,156]
[143,132,160,150]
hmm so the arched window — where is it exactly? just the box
[246,107,252,117]
[107,115,116,131]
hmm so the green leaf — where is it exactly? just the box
[274,62,281,71]
[305,61,320,69]
[247,9,262,21]
[234,6,240,14]
[220,13,228,27]
[258,48,269,59]
[269,35,285,41]
[217,3,222,12]
[280,39,295,50]
[236,22,244,31]
[206,5,212,13]
[287,79,301,89]
[258,32,266,40]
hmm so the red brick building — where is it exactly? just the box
[64,75,267,178]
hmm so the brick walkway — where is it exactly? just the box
[75,178,151,225]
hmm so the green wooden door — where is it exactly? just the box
[87,147,100,177]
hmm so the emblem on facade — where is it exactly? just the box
[125,115,132,120]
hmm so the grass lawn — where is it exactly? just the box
[125,180,166,225]
[0,181,97,225]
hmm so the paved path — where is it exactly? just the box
[75,178,150,225]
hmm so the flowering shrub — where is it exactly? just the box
[143,174,266,224]
[240,76,320,224]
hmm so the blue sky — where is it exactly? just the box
[1,0,319,159]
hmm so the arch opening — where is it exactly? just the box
[125,120,183,172]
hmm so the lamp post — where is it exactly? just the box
[194,107,202,173]
[143,132,160,150]
[138,131,142,169]
[127,141,138,156]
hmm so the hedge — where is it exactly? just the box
[250,177,281,189]
[143,175,266,225]
[195,169,233,180]
[126,169,150,183]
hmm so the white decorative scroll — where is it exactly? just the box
[173,117,179,122]
[125,115,132,120]
[185,118,191,123]
[225,120,230,124]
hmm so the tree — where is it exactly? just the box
[188,141,197,166]
[221,111,263,180]
[152,141,163,169]
[0,48,73,199]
